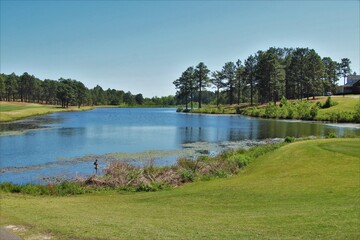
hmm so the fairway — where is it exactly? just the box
[1,138,359,239]
[0,101,93,122]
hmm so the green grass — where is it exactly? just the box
[1,138,359,239]
[186,95,360,122]
[317,95,360,121]
[0,101,94,122]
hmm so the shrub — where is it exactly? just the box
[214,169,229,178]
[322,96,337,109]
[180,169,195,182]
[316,101,322,108]
[280,96,288,107]
[325,131,337,138]
[228,154,250,168]
[284,136,296,143]
[54,181,85,195]
[177,158,198,171]
[264,102,278,118]
[296,101,312,119]
[0,182,21,193]
[353,102,360,123]
[286,104,296,119]
[310,105,319,119]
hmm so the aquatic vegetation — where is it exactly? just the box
[0,141,285,194]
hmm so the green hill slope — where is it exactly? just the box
[1,138,359,239]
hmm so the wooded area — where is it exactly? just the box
[0,73,175,107]
[0,47,354,109]
[174,47,354,109]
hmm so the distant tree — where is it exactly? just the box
[287,48,310,99]
[19,72,32,102]
[173,67,196,109]
[222,62,237,104]
[194,62,210,108]
[244,55,257,105]
[235,60,245,105]
[211,71,225,106]
[124,91,136,106]
[74,80,87,108]
[57,79,75,108]
[173,67,195,110]
[135,93,144,105]
[31,77,42,103]
[322,57,339,93]
[5,73,18,101]
[282,48,294,99]
[42,79,58,104]
[184,67,196,109]
[91,85,106,105]
[305,49,324,99]
[256,49,285,104]
[0,74,6,101]
[339,58,352,96]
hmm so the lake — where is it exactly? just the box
[1,108,359,184]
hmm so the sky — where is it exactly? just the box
[1,0,359,98]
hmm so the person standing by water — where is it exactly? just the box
[94,159,99,174]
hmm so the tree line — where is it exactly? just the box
[0,72,176,107]
[173,47,354,109]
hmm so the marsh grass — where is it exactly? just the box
[0,142,285,195]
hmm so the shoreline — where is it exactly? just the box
[178,95,360,124]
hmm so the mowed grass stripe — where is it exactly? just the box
[1,138,359,239]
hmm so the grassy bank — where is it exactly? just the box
[1,138,359,239]
[0,101,94,122]
[182,95,360,123]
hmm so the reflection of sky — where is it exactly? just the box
[1,108,360,183]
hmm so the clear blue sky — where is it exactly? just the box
[1,0,359,97]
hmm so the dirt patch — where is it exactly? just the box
[3,225,53,240]
[4,225,27,233]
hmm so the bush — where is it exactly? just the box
[54,181,85,195]
[228,154,250,168]
[214,169,228,178]
[0,182,21,193]
[284,136,296,143]
[327,111,354,123]
[322,96,337,109]
[353,102,360,123]
[265,103,278,118]
[310,105,319,119]
[280,96,289,107]
[325,131,337,138]
[177,158,198,171]
[180,169,195,182]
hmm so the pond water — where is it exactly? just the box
[1,108,359,184]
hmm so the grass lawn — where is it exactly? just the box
[0,101,94,122]
[188,95,360,122]
[1,138,359,239]
[317,95,360,118]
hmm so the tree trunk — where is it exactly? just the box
[199,83,202,108]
